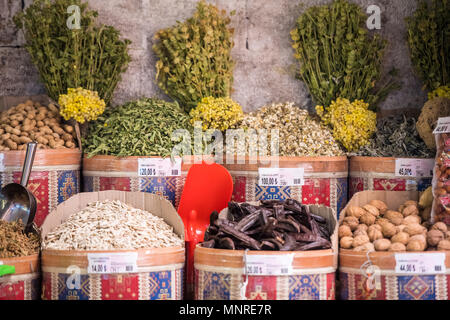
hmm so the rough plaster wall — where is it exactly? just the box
[0,0,427,112]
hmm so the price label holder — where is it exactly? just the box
[88,252,138,274]
[433,117,450,134]
[395,253,446,275]
[395,159,434,178]
[138,157,181,177]
[258,168,304,187]
[244,254,294,276]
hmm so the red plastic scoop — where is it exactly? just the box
[178,161,233,299]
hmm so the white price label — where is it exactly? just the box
[0,153,4,171]
[258,168,304,187]
[138,158,181,177]
[88,252,138,274]
[395,253,446,274]
[245,254,294,276]
[433,117,450,134]
[395,159,434,178]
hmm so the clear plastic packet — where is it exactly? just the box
[431,117,450,224]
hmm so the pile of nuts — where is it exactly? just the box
[339,199,450,252]
[0,100,78,151]
[432,131,450,224]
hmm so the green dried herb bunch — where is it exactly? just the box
[354,114,434,158]
[14,0,131,105]
[290,0,398,109]
[83,98,193,158]
[406,0,449,91]
[153,0,235,112]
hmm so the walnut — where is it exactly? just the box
[404,223,426,236]
[355,224,368,233]
[389,242,406,252]
[376,218,390,227]
[391,232,410,245]
[368,224,382,232]
[346,206,366,219]
[381,222,397,238]
[368,228,383,242]
[407,240,426,252]
[403,215,421,225]
[352,235,370,248]
[402,205,419,217]
[384,210,403,226]
[397,224,407,233]
[340,236,354,249]
[404,200,419,207]
[432,222,448,234]
[353,229,368,237]
[343,216,359,231]
[338,225,353,239]
[446,231,450,240]
[369,200,388,214]
[427,230,445,247]
[363,204,380,217]
[353,242,375,252]
[410,235,427,248]
[360,212,376,226]
[438,240,450,251]
[374,239,391,251]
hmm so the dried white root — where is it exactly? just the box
[43,200,183,250]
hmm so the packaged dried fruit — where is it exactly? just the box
[431,117,450,225]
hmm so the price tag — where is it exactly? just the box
[415,159,435,178]
[395,253,446,274]
[433,117,450,134]
[258,168,304,187]
[245,254,294,276]
[138,158,181,177]
[88,252,138,274]
[395,159,416,177]
[0,153,4,171]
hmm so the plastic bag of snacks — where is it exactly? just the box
[432,117,450,225]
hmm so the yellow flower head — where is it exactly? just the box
[428,86,450,100]
[189,96,244,131]
[316,98,376,152]
[58,87,106,124]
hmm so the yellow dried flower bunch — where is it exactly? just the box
[316,98,376,152]
[58,87,106,124]
[428,86,450,100]
[189,97,243,131]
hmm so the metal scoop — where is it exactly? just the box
[0,142,37,233]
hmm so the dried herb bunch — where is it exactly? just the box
[14,0,131,105]
[153,0,235,112]
[290,0,397,109]
[0,221,40,258]
[83,98,193,158]
[202,200,333,251]
[406,0,449,91]
[354,114,434,158]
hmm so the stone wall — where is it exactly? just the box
[0,0,427,112]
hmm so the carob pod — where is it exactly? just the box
[202,200,332,251]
